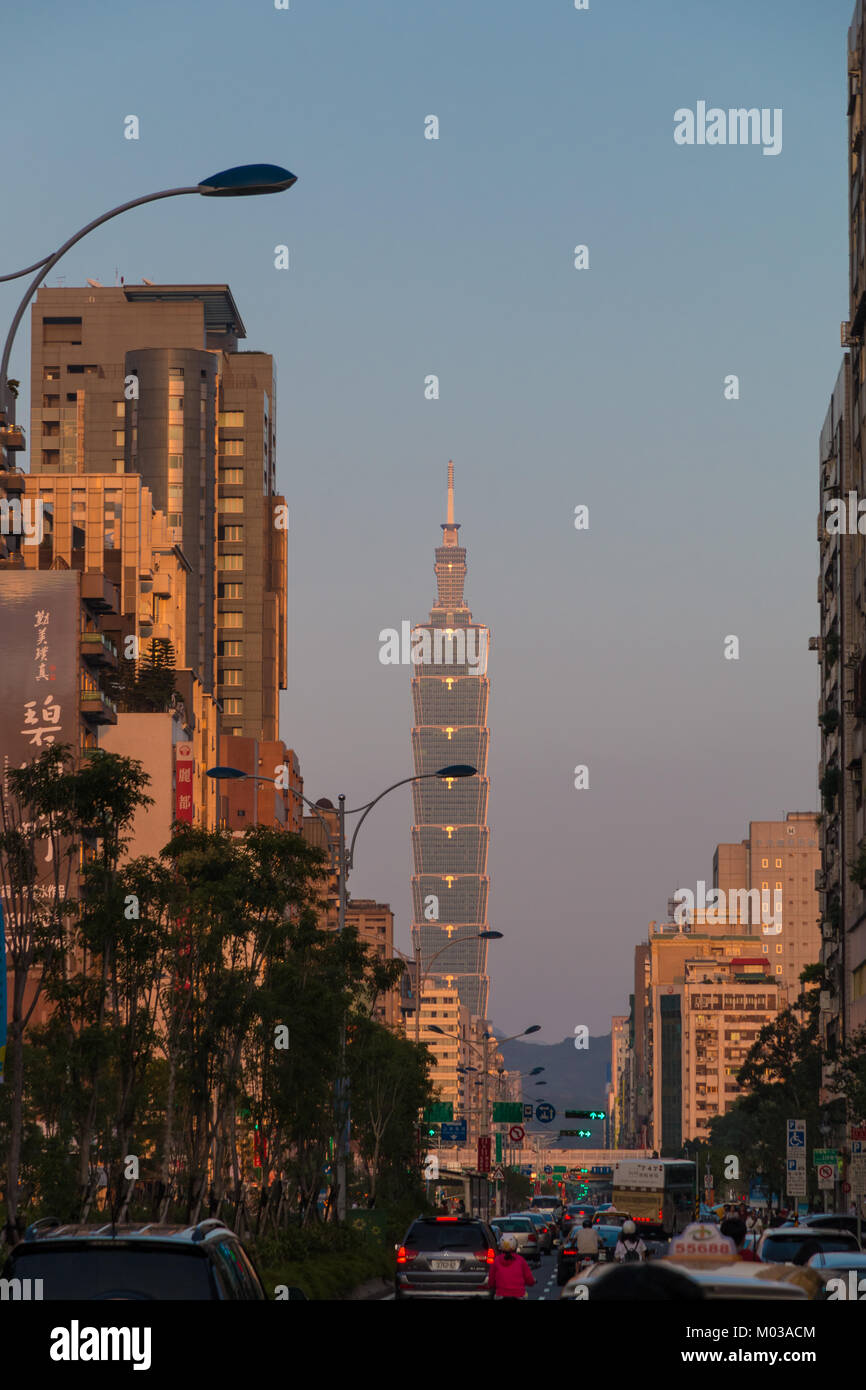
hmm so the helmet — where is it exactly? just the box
[499,1234,518,1252]
[621,1220,637,1236]
[582,1219,593,1228]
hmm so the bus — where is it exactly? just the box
[612,1159,696,1240]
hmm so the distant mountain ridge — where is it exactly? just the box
[493,1031,612,1147]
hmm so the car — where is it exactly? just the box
[560,1256,825,1301]
[561,1203,596,1234]
[529,1195,564,1225]
[395,1215,498,1299]
[756,1226,861,1265]
[490,1216,540,1265]
[806,1249,866,1295]
[791,1212,862,1238]
[0,1218,268,1300]
[509,1211,555,1254]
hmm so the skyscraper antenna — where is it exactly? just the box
[447,460,454,525]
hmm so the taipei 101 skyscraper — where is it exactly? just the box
[410,463,491,1020]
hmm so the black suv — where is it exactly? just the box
[395,1215,498,1299]
[1,1218,268,1299]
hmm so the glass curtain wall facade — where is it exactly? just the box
[411,464,491,1020]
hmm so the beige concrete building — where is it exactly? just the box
[713,812,821,1003]
[27,284,287,742]
[609,1015,629,1148]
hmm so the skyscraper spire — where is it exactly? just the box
[447,459,454,525]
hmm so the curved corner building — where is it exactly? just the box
[411,463,491,1020]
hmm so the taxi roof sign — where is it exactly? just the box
[668,1222,737,1259]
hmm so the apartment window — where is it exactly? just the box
[67,365,98,375]
[219,411,245,427]
[776,945,783,954]
[169,396,183,412]
[168,485,183,503]
[218,555,243,572]
[221,669,243,686]
[168,426,183,443]
[223,698,243,715]
[776,965,783,975]
[775,858,782,867]
[761,858,768,868]
[220,611,244,628]
[43,366,60,381]
[220,525,243,541]
[219,496,244,513]
[42,395,60,409]
[220,640,243,656]
[219,583,243,599]
[169,367,184,378]
[220,468,243,484]
[220,439,244,455]
[112,430,124,447]
[761,881,768,890]
[168,513,182,527]
[169,456,183,473]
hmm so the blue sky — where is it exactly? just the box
[1,0,854,1039]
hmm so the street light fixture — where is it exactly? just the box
[1,164,298,417]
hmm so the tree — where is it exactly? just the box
[349,1017,432,1205]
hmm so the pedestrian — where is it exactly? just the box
[720,1217,758,1262]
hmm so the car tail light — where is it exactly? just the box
[435,1216,458,1222]
[528,1233,537,1242]
[396,1246,418,1264]
[474,1247,496,1265]
[564,1248,576,1257]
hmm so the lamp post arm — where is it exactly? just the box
[345,771,443,869]
[1,185,201,412]
[0,253,55,283]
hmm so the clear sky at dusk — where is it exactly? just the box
[1,0,853,1040]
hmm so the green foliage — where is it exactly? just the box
[818,708,840,734]
[252,1223,393,1299]
[108,638,178,714]
[820,766,841,807]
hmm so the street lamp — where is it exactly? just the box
[1,164,298,417]
[208,760,476,1220]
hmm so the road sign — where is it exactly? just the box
[786,1157,806,1196]
[787,1119,806,1152]
[535,1102,556,1125]
[850,1125,866,1142]
[477,1136,491,1173]
[817,1163,835,1190]
[543,1165,553,1175]
[850,1158,866,1192]
[813,1149,839,1165]
[843,1181,852,1193]
[508,1124,525,1143]
[423,1102,454,1123]
[523,1104,534,1120]
[852,1141,864,1156]
[441,1120,467,1144]
[491,1165,505,1181]
[492,1102,523,1123]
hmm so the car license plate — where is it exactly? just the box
[430,1259,460,1271]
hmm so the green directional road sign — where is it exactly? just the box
[422,1103,454,1123]
[492,1102,523,1123]
[813,1149,839,1165]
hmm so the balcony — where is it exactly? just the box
[0,467,25,492]
[80,687,118,724]
[152,570,172,598]
[80,630,119,669]
[0,425,25,451]
[81,571,120,616]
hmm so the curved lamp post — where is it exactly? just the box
[1,164,298,418]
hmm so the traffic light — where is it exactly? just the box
[564,1110,606,1119]
[426,1124,439,1139]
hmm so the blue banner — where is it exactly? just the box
[0,900,6,1085]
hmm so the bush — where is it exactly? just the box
[251,1221,394,1301]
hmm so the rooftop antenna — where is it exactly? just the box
[447,459,454,524]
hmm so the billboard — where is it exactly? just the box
[0,570,80,774]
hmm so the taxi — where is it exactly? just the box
[661,1223,825,1301]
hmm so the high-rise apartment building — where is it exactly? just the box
[27,284,287,741]
[410,465,492,1021]
[713,813,821,1003]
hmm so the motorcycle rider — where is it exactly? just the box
[488,1233,537,1300]
[576,1218,602,1263]
[614,1219,647,1263]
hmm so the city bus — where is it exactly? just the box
[612,1159,696,1240]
